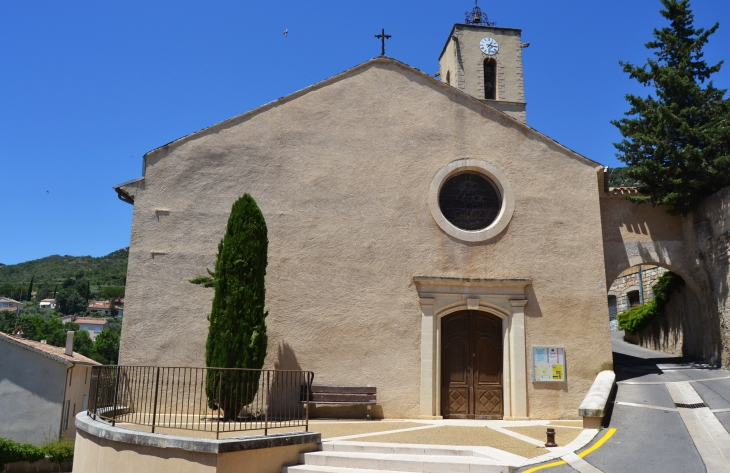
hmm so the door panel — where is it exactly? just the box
[441,311,503,419]
[441,312,470,418]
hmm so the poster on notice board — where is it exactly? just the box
[532,346,566,382]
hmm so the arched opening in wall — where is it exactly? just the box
[606,263,696,359]
[446,70,451,85]
[483,59,497,100]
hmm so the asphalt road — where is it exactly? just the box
[517,331,730,473]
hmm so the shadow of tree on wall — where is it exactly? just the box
[268,342,305,420]
[628,283,695,357]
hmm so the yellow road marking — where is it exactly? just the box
[522,459,567,472]
[578,428,617,458]
[521,428,617,473]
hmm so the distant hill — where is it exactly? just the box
[0,248,128,287]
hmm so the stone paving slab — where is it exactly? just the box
[355,426,550,458]
[312,422,427,439]
[546,420,583,427]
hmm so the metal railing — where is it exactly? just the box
[88,366,314,438]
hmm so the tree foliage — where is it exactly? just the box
[612,0,730,215]
[100,286,125,317]
[93,329,120,364]
[196,194,268,421]
[55,288,86,315]
[0,248,128,291]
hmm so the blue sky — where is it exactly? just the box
[1,0,729,265]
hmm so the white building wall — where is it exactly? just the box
[0,342,66,445]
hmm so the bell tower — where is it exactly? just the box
[439,2,528,122]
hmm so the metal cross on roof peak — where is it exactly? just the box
[375,28,392,56]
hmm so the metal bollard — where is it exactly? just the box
[545,428,557,447]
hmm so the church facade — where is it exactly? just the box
[114,20,674,420]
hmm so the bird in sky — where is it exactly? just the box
[46,190,49,194]
[283,29,288,37]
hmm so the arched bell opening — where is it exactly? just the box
[483,58,497,100]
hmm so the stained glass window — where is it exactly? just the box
[438,173,501,231]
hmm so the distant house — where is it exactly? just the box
[39,298,57,310]
[73,317,110,341]
[0,330,100,445]
[87,299,124,317]
[0,297,21,311]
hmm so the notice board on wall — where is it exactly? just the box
[532,346,566,382]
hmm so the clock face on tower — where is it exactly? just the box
[480,37,499,55]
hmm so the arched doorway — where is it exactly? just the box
[441,310,503,419]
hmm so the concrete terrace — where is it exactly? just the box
[112,417,599,471]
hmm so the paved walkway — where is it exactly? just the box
[517,331,730,473]
[286,418,602,472]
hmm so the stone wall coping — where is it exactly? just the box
[75,412,321,454]
[578,370,616,418]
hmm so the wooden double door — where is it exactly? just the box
[441,310,503,419]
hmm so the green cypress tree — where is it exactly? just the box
[27,276,34,302]
[612,0,730,215]
[191,194,269,421]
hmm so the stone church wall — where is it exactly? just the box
[119,60,613,420]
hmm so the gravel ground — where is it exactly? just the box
[358,426,550,458]
[503,425,582,446]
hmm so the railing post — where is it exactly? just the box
[151,367,160,433]
[216,370,222,440]
[305,372,311,433]
[111,366,120,427]
[89,366,98,420]
[264,371,270,436]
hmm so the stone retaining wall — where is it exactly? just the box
[72,413,320,473]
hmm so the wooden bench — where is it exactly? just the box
[301,385,377,419]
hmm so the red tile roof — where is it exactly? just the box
[608,186,641,195]
[73,317,109,325]
[0,331,100,365]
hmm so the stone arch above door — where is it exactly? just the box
[413,276,531,420]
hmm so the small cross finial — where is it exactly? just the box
[375,28,392,56]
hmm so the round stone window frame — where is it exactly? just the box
[428,159,514,242]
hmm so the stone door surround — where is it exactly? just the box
[414,276,531,420]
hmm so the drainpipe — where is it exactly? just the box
[59,363,74,440]
[59,331,75,440]
[637,265,645,305]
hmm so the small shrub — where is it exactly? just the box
[42,439,74,467]
[618,301,657,333]
[0,438,45,470]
